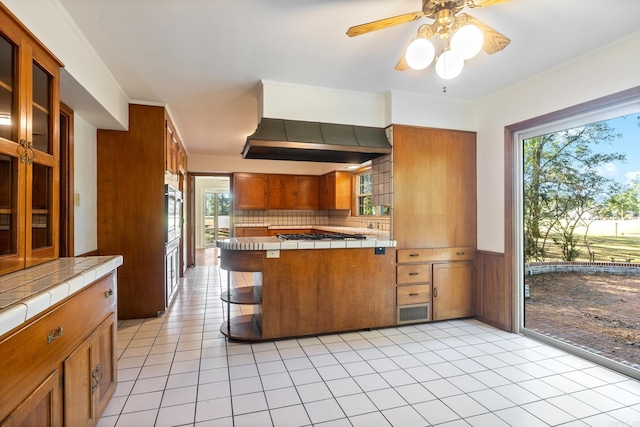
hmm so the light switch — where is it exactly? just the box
[74,193,80,206]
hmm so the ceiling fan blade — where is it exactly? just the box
[395,54,411,71]
[346,11,424,37]
[465,0,511,8]
[455,13,511,54]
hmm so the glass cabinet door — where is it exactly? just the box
[26,52,59,266]
[0,31,24,274]
[0,14,60,273]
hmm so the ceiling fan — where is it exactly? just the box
[346,0,511,80]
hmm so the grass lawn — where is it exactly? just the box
[538,219,640,262]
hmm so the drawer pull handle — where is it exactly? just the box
[409,293,419,296]
[47,326,63,344]
[434,288,438,297]
[91,363,103,394]
[456,252,465,255]
[105,289,113,299]
[409,272,419,276]
[409,253,420,257]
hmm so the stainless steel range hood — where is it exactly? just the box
[242,118,391,163]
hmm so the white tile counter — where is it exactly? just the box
[0,256,123,337]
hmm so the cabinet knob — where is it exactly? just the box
[47,326,63,344]
[434,288,438,297]
[105,289,114,299]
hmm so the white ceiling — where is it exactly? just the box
[56,0,640,157]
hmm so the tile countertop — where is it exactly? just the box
[0,256,123,337]
[216,236,396,251]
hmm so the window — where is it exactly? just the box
[356,170,390,216]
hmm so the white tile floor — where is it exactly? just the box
[97,265,640,427]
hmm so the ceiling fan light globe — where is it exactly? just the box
[450,24,484,60]
[405,37,435,70]
[435,49,464,79]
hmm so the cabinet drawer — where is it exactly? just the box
[397,285,430,305]
[398,247,475,263]
[396,264,431,284]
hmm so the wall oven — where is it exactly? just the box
[165,184,182,243]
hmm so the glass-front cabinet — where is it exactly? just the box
[0,6,61,274]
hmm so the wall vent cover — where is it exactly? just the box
[398,303,429,324]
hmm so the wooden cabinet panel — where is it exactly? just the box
[397,264,431,284]
[393,126,476,249]
[268,229,312,236]
[233,173,268,209]
[267,175,296,209]
[397,247,475,263]
[63,334,94,427]
[320,171,352,210]
[295,176,320,210]
[397,285,430,305]
[235,227,268,237]
[94,313,117,417]
[432,261,474,320]
[63,313,117,427]
[0,370,62,427]
[98,104,184,319]
[267,175,320,210]
[260,248,396,339]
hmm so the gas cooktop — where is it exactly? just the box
[276,233,367,241]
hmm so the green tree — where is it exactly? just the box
[606,184,639,219]
[523,121,625,261]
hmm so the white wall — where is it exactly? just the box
[475,32,640,253]
[4,0,129,130]
[73,114,97,255]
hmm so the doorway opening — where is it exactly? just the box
[193,175,231,265]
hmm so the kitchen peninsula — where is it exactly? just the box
[217,232,397,341]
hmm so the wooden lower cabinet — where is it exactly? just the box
[432,261,475,321]
[219,248,396,340]
[396,248,475,324]
[64,313,117,427]
[235,227,268,237]
[0,275,118,426]
[0,370,62,427]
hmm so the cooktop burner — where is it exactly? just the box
[276,232,367,241]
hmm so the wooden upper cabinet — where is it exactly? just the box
[267,174,320,210]
[233,173,268,209]
[267,175,296,209]
[295,176,320,210]
[393,125,476,249]
[165,120,179,175]
[0,4,62,275]
[320,171,352,210]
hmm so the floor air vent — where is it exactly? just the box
[397,303,430,324]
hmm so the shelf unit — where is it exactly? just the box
[219,249,264,341]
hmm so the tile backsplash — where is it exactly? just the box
[234,209,390,232]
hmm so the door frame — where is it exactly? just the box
[504,86,640,378]
[59,102,73,257]
[186,172,233,266]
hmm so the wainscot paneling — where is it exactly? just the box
[475,250,512,332]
